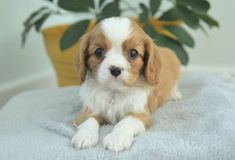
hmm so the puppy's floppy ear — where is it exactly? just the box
[144,37,161,85]
[77,33,90,84]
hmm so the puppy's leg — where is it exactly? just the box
[72,108,105,149]
[170,84,182,100]
[103,113,151,152]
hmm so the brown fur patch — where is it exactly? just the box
[143,39,161,85]
[122,35,145,85]
[77,24,111,83]
[147,48,180,113]
[74,108,106,126]
[77,33,89,83]
[129,112,152,128]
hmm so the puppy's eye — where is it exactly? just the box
[95,48,105,59]
[128,49,139,60]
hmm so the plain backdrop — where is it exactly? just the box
[0,0,234,106]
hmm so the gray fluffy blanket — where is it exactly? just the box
[0,72,235,160]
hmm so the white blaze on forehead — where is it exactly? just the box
[100,17,132,45]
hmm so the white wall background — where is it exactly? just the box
[0,0,52,85]
[0,0,234,107]
[188,0,235,69]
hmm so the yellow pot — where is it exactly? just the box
[42,25,81,87]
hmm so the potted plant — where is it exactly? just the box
[22,0,219,86]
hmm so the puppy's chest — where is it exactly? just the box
[88,89,148,123]
[97,91,132,124]
[81,82,150,124]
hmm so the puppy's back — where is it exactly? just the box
[159,47,180,82]
[147,47,181,111]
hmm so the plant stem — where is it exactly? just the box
[121,7,139,14]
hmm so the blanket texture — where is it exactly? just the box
[0,72,235,160]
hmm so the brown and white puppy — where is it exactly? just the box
[72,17,181,152]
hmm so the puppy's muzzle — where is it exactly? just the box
[109,66,121,77]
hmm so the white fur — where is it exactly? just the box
[103,116,145,152]
[101,17,132,45]
[72,117,99,149]
[170,84,182,100]
[79,77,150,124]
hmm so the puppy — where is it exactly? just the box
[71,17,181,152]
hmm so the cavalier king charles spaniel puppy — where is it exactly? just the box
[71,17,182,152]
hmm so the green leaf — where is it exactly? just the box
[199,24,208,35]
[23,7,48,27]
[22,7,50,47]
[165,26,194,47]
[86,0,95,9]
[99,0,106,7]
[100,1,120,20]
[150,0,161,16]
[196,13,219,27]
[155,34,189,65]
[144,25,188,65]
[177,0,210,13]
[35,13,50,32]
[21,23,34,47]
[143,24,158,39]
[58,0,94,12]
[60,20,90,51]
[159,8,179,21]
[139,3,149,22]
[175,5,199,29]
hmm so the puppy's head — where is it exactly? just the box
[78,17,161,89]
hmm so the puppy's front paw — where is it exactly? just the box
[171,90,182,100]
[103,132,134,152]
[170,85,182,101]
[71,129,99,149]
[71,117,99,149]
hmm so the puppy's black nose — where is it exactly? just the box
[110,66,121,77]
